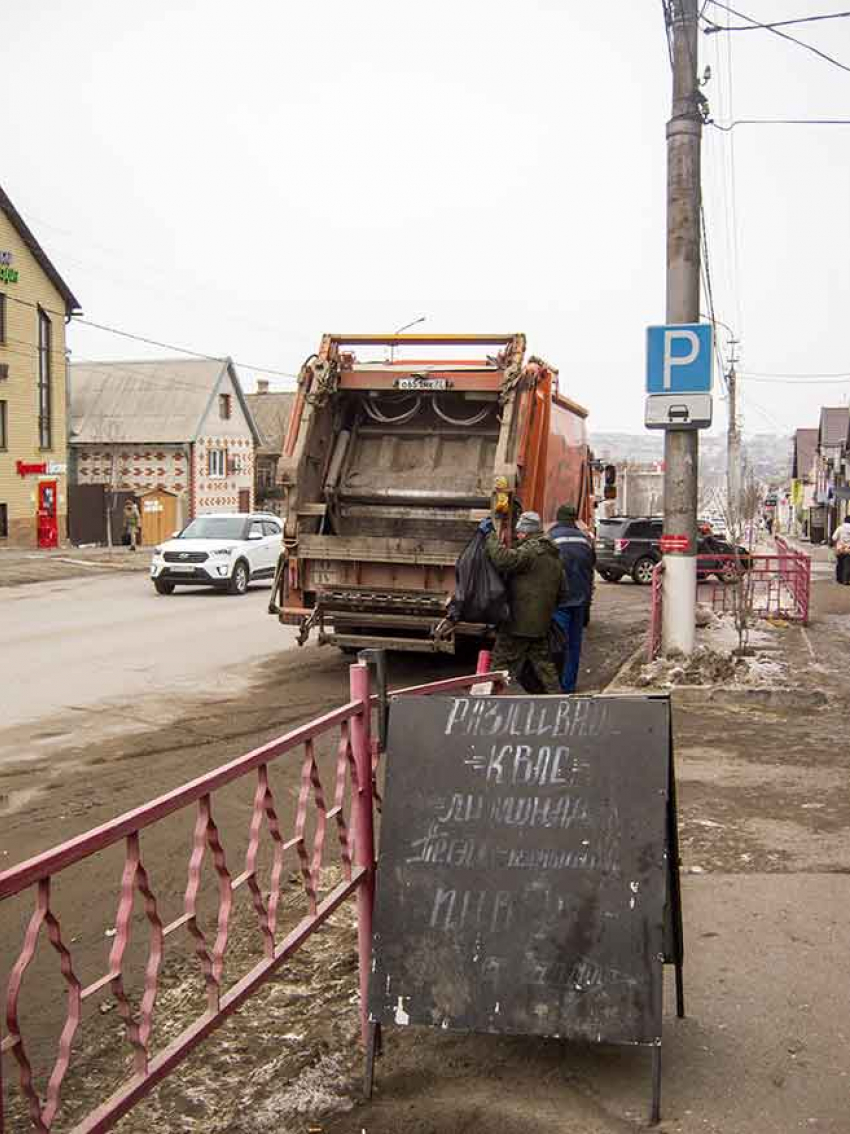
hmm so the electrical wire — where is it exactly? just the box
[660,0,675,68]
[704,9,850,33]
[741,372,850,384]
[723,12,745,339]
[699,208,729,394]
[710,117,850,130]
[0,290,299,380]
[703,1,850,74]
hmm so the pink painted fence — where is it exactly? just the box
[646,544,811,660]
[0,660,505,1134]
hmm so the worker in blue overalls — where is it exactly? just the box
[550,504,596,694]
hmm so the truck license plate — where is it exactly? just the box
[396,377,449,391]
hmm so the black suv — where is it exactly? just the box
[596,517,663,585]
[595,517,751,585]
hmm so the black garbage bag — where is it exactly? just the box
[446,530,509,625]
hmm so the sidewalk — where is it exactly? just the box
[0,544,151,586]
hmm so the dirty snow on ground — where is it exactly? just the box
[632,611,789,689]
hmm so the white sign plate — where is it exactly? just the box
[645,393,712,430]
[396,377,449,391]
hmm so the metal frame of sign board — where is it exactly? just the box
[645,393,712,430]
[364,692,685,1126]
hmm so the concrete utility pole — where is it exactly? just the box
[726,340,741,526]
[662,0,703,655]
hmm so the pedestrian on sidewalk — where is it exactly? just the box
[550,503,596,693]
[830,515,850,584]
[482,511,567,694]
[123,499,141,552]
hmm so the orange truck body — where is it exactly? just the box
[273,333,594,653]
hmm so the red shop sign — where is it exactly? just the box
[16,460,47,477]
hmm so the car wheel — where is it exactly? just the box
[632,557,658,586]
[597,569,623,583]
[228,560,250,595]
[154,579,175,595]
[718,563,742,584]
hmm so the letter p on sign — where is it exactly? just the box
[646,323,713,395]
[663,330,699,390]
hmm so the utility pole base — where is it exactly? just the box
[661,555,697,656]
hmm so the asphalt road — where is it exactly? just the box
[0,571,297,765]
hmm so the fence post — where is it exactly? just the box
[350,661,376,1047]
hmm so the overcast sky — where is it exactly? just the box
[4,1,849,437]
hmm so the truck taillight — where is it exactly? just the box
[614,538,630,553]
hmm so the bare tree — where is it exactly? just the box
[715,470,761,654]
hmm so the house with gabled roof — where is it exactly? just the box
[69,357,261,541]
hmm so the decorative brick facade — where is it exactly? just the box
[193,436,254,514]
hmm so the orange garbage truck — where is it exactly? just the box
[271,333,594,653]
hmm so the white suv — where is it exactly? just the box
[150,513,283,596]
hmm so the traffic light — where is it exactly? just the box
[603,464,617,501]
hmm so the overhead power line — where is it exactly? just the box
[0,291,299,380]
[710,118,850,130]
[741,371,850,383]
[660,0,675,68]
[704,8,850,33]
[703,1,850,74]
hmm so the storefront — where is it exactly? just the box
[0,184,80,547]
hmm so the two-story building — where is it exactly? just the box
[69,357,260,545]
[0,184,81,547]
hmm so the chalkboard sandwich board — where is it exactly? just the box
[366,693,684,1124]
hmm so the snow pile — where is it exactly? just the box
[632,614,789,690]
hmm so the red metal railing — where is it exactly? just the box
[0,661,506,1134]
[646,545,812,660]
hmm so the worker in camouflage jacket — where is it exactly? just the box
[481,510,567,694]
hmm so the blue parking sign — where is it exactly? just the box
[646,324,713,394]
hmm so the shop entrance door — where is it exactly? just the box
[37,480,59,549]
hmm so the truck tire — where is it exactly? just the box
[228,560,250,595]
[632,557,657,586]
[154,579,175,595]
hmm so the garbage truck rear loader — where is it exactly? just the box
[272,333,593,653]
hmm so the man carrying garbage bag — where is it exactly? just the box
[481,511,567,694]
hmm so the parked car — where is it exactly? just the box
[595,516,750,585]
[697,534,752,582]
[149,513,283,595]
[595,517,663,585]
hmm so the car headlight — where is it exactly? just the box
[153,546,162,556]
[211,548,232,556]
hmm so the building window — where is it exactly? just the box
[208,448,227,477]
[0,401,6,449]
[0,363,7,382]
[0,293,5,343]
[219,393,232,420]
[37,307,52,449]
[0,503,7,538]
